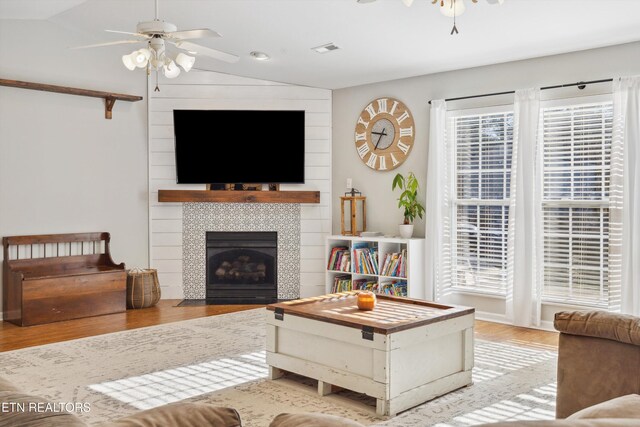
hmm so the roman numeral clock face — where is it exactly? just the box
[354,97,415,171]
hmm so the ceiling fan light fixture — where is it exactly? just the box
[176,52,196,71]
[401,0,415,6]
[122,53,136,71]
[440,0,466,17]
[132,48,151,68]
[149,55,162,70]
[163,60,181,78]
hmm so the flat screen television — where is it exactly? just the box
[173,109,305,184]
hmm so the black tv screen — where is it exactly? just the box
[173,110,305,184]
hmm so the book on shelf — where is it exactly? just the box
[327,246,351,272]
[332,275,352,293]
[333,277,407,296]
[379,280,407,297]
[352,278,378,292]
[380,249,407,277]
[352,243,378,275]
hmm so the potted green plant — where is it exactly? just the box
[392,172,425,238]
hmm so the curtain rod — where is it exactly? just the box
[427,78,614,105]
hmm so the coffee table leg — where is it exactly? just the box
[318,380,332,396]
[376,398,390,416]
[269,366,284,380]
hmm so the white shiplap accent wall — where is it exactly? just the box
[148,70,332,299]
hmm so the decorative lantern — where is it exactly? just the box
[340,189,367,236]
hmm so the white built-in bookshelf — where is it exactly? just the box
[325,235,425,299]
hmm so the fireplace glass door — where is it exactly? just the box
[206,232,277,304]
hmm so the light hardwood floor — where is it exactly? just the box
[0,300,558,352]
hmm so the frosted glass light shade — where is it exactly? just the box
[122,53,136,71]
[133,49,151,68]
[175,53,195,72]
[163,60,181,78]
[440,0,465,17]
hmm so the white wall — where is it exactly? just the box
[148,70,332,299]
[332,41,640,324]
[0,20,149,313]
[332,41,640,239]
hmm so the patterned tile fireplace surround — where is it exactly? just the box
[182,203,301,300]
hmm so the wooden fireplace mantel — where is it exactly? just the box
[158,190,320,204]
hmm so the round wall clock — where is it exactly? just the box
[354,97,415,171]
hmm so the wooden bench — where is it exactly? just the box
[2,232,126,326]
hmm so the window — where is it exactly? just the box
[451,111,514,294]
[541,101,613,307]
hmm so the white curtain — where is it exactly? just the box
[425,100,451,301]
[506,88,542,327]
[612,77,640,316]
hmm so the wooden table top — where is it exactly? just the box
[267,292,474,334]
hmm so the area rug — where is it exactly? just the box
[0,309,557,426]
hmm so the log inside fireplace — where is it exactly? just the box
[206,231,277,304]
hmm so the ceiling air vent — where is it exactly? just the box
[312,43,340,54]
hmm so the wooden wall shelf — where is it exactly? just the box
[158,190,320,204]
[0,78,143,119]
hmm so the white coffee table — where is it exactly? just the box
[266,293,475,416]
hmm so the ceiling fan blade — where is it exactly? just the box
[401,0,415,6]
[173,41,239,63]
[105,30,151,39]
[71,40,142,49]
[166,29,221,40]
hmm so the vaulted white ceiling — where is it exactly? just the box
[0,0,87,20]
[3,0,640,89]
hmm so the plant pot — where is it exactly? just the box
[399,224,414,239]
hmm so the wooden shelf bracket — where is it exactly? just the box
[105,97,117,120]
[0,78,143,120]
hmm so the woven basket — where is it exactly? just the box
[126,268,161,309]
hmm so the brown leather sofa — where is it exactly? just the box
[482,310,640,426]
[553,310,640,418]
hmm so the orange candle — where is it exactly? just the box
[357,291,377,311]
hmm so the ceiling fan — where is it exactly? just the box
[73,0,239,81]
[358,0,505,34]
[402,0,504,9]
[359,0,504,15]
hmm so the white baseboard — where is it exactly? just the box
[475,311,557,332]
[159,286,184,300]
[539,320,556,332]
[474,310,509,324]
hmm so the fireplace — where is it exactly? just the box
[206,231,277,304]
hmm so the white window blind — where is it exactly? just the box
[451,111,514,294]
[542,101,613,307]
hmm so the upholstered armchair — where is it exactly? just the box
[554,310,640,418]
